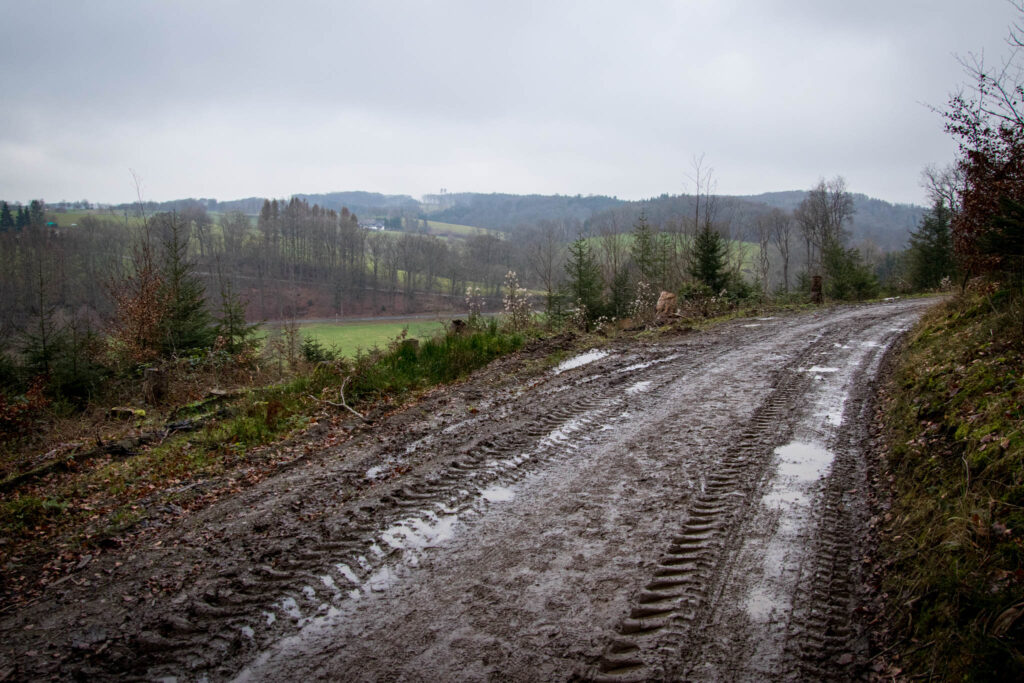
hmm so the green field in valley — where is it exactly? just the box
[266,319,448,358]
[425,220,500,239]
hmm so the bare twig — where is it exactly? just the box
[309,376,370,423]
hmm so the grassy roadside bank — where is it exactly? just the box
[877,290,1023,679]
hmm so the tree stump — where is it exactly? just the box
[656,291,678,320]
[143,367,167,405]
[811,275,824,304]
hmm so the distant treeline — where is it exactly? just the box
[0,185,933,335]
[98,188,924,252]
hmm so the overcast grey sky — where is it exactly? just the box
[1,1,1019,206]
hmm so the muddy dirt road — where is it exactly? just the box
[0,299,934,681]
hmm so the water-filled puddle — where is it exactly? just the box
[380,514,458,551]
[553,349,609,374]
[760,488,807,508]
[774,441,834,483]
[481,485,515,503]
[335,564,359,584]
[817,409,843,427]
[615,352,682,375]
[541,417,586,447]
[745,441,835,622]
[280,597,302,620]
[366,566,399,592]
[625,381,652,395]
[364,465,387,480]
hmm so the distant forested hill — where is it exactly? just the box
[111,188,924,252]
[426,193,625,231]
[583,192,925,252]
[291,191,420,217]
[740,192,926,251]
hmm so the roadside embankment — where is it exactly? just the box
[876,290,1023,679]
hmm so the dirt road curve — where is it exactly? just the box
[0,299,934,681]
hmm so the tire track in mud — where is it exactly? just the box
[591,338,823,681]
[776,326,898,681]
[592,304,927,682]
[81,340,727,681]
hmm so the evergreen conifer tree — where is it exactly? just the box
[822,239,879,300]
[215,274,258,355]
[908,199,955,290]
[609,269,633,318]
[0,202,13,231]
[564,236,604,319]
[28,199,45,227]
[689,224,728,292]
[631,210,659,285]
[155,213,216,356]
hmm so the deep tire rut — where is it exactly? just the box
[592,337,822,681]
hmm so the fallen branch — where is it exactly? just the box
[309,376,371,423]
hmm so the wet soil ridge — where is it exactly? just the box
[0,300,934,682]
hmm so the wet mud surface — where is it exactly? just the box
[0,300,934,681]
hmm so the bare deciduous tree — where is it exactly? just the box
[220,211,250,256]
[754,213,773,294]
[921,163,966,213]
[795,176,854,275]
[525,220,567,314]
[767,208,794,293]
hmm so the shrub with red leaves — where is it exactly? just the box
[0,379,49,441]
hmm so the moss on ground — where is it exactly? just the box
[879,290,1024,680]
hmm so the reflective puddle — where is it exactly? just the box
[745,441,835,623]
[553,349,610,374]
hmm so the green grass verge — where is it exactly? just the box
[346,318,523,398]
[880,289,1024,680]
